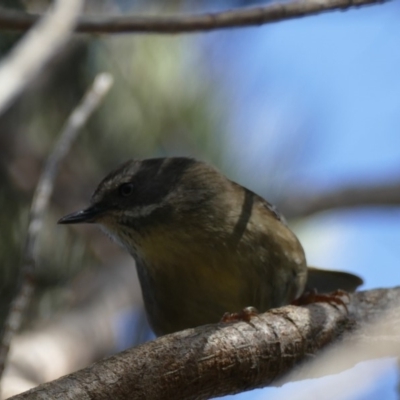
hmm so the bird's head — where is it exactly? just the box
[58,157,227,253]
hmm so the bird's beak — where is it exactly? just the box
[58,205,103,224]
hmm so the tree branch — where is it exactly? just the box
[280,180,400,219]
[0,0,389,35]
[0,73,113,385]
[8,287,400,400]
[1,262,144,399]
[0,0,83,115]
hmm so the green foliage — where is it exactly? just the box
[86,35,226,169]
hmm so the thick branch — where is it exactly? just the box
[9,287,400,400]
[280,181,400,218]
[0,0,389,35]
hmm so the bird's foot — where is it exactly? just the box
[221,306,259,323]
[292,289,349,312]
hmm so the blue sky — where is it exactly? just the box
[197,1,400,398]
[205,1,400,186]
[201,0,400,286]
[112,1,400,397]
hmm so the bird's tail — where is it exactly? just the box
[306,267,363,293]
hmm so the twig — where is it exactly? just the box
[0,0,83,116]
[6,287,400,400]
[0,0,390,35]
[0,73,114,386]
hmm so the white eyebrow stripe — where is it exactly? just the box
[124,204,161,219]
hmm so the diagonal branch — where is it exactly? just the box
[0,0,83,115]
[1,262,143,399]
[0,73,114,385]
[8,287,400,400]
[0,0,390,35]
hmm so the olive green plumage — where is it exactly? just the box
[59,157,362,336]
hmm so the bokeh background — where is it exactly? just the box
[1,0,399,398]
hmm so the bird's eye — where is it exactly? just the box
[119,183,134,197]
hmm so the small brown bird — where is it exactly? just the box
[59,157,362,336]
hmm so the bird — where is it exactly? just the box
[58,157,362,336]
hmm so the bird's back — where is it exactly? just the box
[133,177,307,336]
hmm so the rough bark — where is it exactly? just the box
[9,287,400,400]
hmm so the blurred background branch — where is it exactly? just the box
[1,262,146,399]
[0,72,113,392]
[280,181,400,219]
[0,0,397,399]
[0,0,389,34]
[0,0,83,115]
